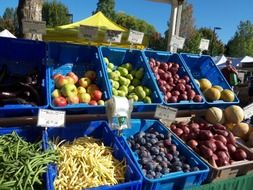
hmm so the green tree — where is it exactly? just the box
[93,0,116,20]
[0,7,18,35]
[198,27,225,56]
[226,20,253,57]
[42,0,70,27]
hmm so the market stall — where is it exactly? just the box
[0,36,253,190]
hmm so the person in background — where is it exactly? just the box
[221,59,239,90]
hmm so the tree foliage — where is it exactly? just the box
[42,0,70,27]
[0,7,18,35]
[226,20,253,57]
[93,0,116,20]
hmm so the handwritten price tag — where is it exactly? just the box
[244,103,253,119]
[199,38,210,51]
[170,35,185,49]
[79,25,98,40]
[105,30,122,43]
[154,105,177,121]
[128,29,144,44]
[37,109,65,128]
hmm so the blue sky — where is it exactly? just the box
[0,0,252,44]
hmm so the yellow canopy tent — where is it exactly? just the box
[43,11,145,49]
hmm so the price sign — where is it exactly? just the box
[170,35,185,49]
[105,30,122,43]
[199,38,210,51]
[79,25,98,40]
[128,29,144,44]
[37,109,65,128]
[154,105,178,121]
[22,20,46,34]
[243,103,253,119]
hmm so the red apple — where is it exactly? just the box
[55,76,68,88]
[85,70,97,81]
[53,96,67,107]
[193,95,202,102]
[67,72,78,84]
[53,73,62,80]
[87,84,99,94]
[159,63,168,71]
[91,90,103,101]
[89,100,98,105]
[65,76,75,84]
[67,96,79,104]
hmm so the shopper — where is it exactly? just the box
[221,59,239,89]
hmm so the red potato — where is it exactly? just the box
[168,96,178,103]
[200,145,213,159]
[233,148,247,161]
[173,63,180,69]
[199,130,214,140]
[216,151,230,162]
[227,144,237,154]
[170,124,177,131]
[178,79,186,85]
[227,131,236,145]
[158,69,165,75]
[213,124,227,130]
[185,84,192,91]
[174,128,184,136]
[166,91,172,99]
[179,94,188,101]
[167,62,173,69]
[181,125,190,134]
[181,133,189,141]
[176,83,186,92]
[214,129,229,137]
[202,140,217,152]
[215,140,228,152]
[193,95,203,102]
[189,123,200,130]
[172,90,180,96]
[159,63,169,71]
[183,75,190,83]
[187,90,196,100]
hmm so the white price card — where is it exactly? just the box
[170,35,185,49]
[22,19,46,34]
[243,103,253,119]
[79,25,98,40]
[105,30,122,43]
[199,38,210,51]
[128,29,144,44]
[154,105,178,121]
[37,109,65,128]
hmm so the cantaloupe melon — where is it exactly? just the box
[232,122,249,140]
[220,89,235,102]
[224,105,244,124]
[213,85,223,92]
[199,78,212,91]
[204,87,221,101]
[205,107,225,124]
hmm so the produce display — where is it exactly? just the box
[104,57,152,103]
[148,58,202,103]
[52,70,104,106]
[127,127,199,179]
[0,132,57,189]
[53,136,126,190]
[196,78,235,102]
[0,64,43,106]
[170,119,250,167]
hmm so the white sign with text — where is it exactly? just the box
[128,29,144,44]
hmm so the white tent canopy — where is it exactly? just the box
[0,29,16,38]
[241,56,253,63]
[213,55,227,65]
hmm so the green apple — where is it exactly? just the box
[114,70,121,77]
[52,89,61,98]
[79,77,91,88]
[104,57,109,64]
[126,74,133,80]
[117,90,126,97]
[118,67,128,77]
[130,70,136,76]
[112,81,120,89]
[122,63,133,72]
[108,62,115,70]
[128,93,139,102]
[125,79,131,87]
[119,85,128,94]
[77,86,86,94]
[112,88,118,96]
[119,76,128,86]
[128,85,135,93]
[108,72,119,81]
[97,100,105,105]
[61,84,78,97]
[135,67,144,80]
[132,78,141,87]
[143,96,152,103]
[143,87,151,96]
[135,86,146,100]
[107,68,113,73]
[78,93,91,103]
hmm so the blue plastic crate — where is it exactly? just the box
[117,119,210,190]
[47,42,110,113]
[142,50,206,109]
[0,37,48,117]
[99,47,162,112]
[180,53,240,107]
[43,121,143,190]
